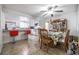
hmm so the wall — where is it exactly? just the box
[35,16,49,28]
[77,5,79,37]
[0,5,5,53]
[0,4,2,53]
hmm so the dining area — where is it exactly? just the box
[0,4,79,55]
[38,18,70,53]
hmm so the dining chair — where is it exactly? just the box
[56,30,70,52]
[64,30,70,52]
[38,28,54,52]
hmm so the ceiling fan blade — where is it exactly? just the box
[53,5,58,9]
[48,6,53,10]
[48,5,58,10]
[54,10,63,12]
[42,13,48,16]
[40,11,48,17]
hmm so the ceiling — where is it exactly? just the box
[2,4,77,17]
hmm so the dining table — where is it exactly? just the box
[48,31,66,45]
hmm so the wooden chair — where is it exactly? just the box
[57,30,70,52]
[38,28,41,44]
[64,30,70,52]
[38,28,54,52]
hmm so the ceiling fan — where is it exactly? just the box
[40,5,63,17]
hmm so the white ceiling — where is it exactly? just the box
[2,4,77,17]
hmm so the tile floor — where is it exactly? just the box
[1,35,67,55]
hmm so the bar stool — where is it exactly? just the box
[24,28,31,40]
[9,29,19,44]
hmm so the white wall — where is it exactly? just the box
[77,5,79,37]
[35,16,49,28]
[0,4,2,53]
[0,5,5,53]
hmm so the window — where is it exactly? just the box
[19,16,29,28]
[20,22,29,28]
[7,22,16,29]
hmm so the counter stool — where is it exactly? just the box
[9,30,18,44]
[24,28,31,40]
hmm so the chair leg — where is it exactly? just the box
[64,46,67,52]
[47,44,49,53]
[38,39,40,43]
[39,38,41,44]
[40,42,42,49]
